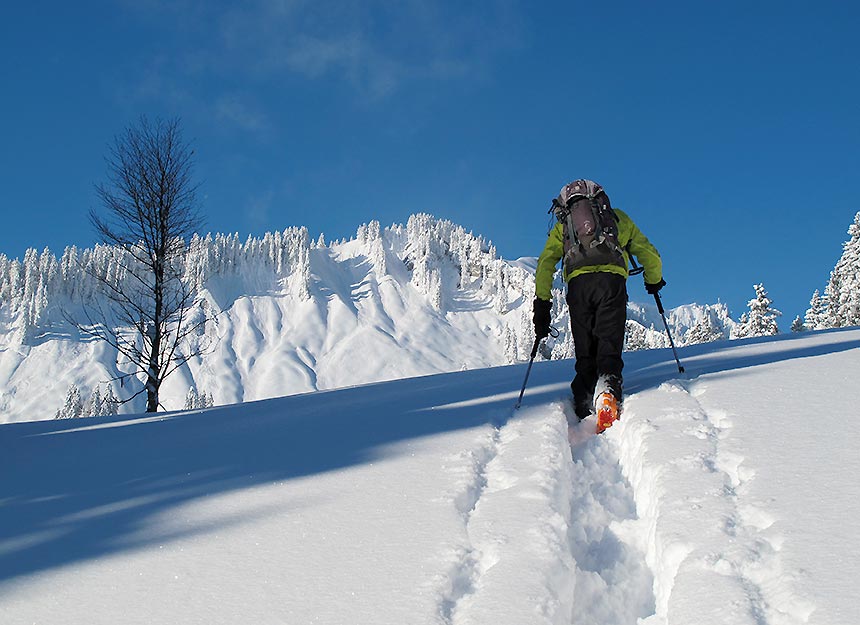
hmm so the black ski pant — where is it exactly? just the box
[566,272,627,415]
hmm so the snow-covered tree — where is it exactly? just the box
[365,220,387,275]
[493,271,509,314]
[732,283,781,338]
[517,305,534,358]
[428,269,444,311]
[87,387,102,417]
[790,316,805,333]
[803,212,860,330]
[549,331,574,360]
[824,212,860,327]
[85,385,120,417]
[624,319,668,351]
[184,387,214,410]
[100,386,119,416]
[55,385,83,419]
[685,313,724,345]
[624,321,650,351]
[804,290,826,331]
[502,325,517,363]
[184,388,200,410]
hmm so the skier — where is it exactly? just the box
[532,179,664,431]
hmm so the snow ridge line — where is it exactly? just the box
[616,381,814,625]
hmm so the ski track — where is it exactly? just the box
[431,376,816,625]
[431,406,577,625]
[436,426,499,624]
[566,415,657,625]
[430,402,658,625]
[616,381,814,625]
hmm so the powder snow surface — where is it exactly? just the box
[2,329,859,624]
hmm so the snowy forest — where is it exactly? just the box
[1,211,858,421]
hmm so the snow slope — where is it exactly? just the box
[2,328,858,624]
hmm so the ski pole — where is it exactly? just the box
[653,291,685,374]
[514,337,541,410]
[514,326,559,410]
[628,255,684,374]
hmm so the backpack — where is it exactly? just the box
[550,179,626,275]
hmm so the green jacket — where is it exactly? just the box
[535,208,662,301]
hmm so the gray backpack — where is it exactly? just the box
[550,179,626,274]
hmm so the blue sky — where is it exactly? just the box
[1,1,858,325]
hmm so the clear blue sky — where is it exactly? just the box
[2,1,858,325]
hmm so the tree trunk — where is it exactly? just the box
[145,365,159,413]
[146,255,165,413]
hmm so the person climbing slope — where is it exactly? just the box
[533,179,664,432]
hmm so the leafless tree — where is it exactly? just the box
[79,116,209,412]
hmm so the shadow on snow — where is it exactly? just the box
[0,327,857,585]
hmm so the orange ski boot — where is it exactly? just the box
[595,392,619,434]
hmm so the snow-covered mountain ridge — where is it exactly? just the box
[0,214,732,423]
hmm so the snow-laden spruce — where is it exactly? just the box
[803,211,860,330]
[731,283,781,339]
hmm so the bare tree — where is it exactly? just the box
[80,116,208,412]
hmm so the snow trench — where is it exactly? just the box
[566,417,657,625]
[430,378,816,625]
[431,402,657,625]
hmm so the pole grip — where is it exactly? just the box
[654,292,665,315]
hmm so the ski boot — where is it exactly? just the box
[595,392,620,434]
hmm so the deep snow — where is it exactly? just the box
[2,328,859,624]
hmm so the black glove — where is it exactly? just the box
[533,298,552,339]
[645,278,666,295]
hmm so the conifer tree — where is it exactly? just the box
[56,385,83,419]
[624,321,650,351]
[804,290,826,331]
[733,283,781,338]
[87,387,103,417]
[790,316,805,333]
[184,388,201,410]
[184,387,214,410]
[101,386,119,416]
[826,212,860,327]
[686,313,723,344]
[502,325,516,363]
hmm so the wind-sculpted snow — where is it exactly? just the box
[3,328,858,624]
